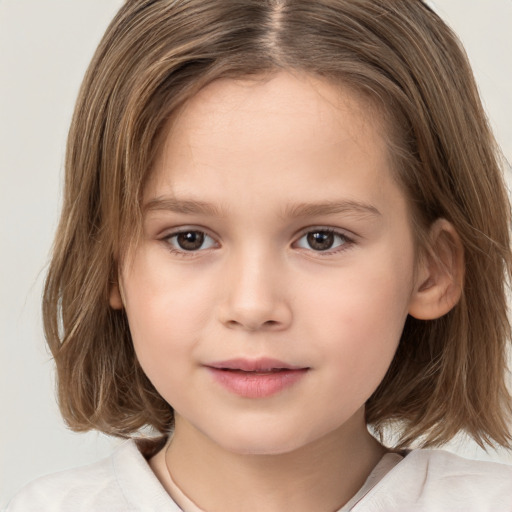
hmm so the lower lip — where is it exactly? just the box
[207,368,308,398]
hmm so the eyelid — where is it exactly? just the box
[159,224,218,240]
[157,224,356,257]
[160,226,220,255]
[292,226,356,254]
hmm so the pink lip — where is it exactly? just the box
[206,358,309,398]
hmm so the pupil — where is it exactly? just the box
[177,231,204,251]
[307,231,334,251]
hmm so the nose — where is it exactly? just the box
[218,250,293,332]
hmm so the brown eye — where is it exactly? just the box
[306,231,335,251]
[176,231,204,250]
[295,229,351,253]
[165,230,217,253]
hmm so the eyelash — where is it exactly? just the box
[161,229,218,257]
[160,227,355,257]
[293,228,354,255]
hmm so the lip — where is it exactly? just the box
[206,358,309,398]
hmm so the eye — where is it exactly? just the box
[164,230,217,252]
[295,229,351,252]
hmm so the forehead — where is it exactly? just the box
[146,71,392,202]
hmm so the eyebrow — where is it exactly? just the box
[282,200,381,219]
[143,196,381,219]
[144,197,224,217]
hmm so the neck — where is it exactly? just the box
[150,410,387,512]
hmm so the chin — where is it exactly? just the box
[225,438,302,456]
[210,423,320,457]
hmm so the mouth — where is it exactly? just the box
[219,368,291,375]
[207,357,307,372]
[206,358,309,398]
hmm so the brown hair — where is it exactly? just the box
[43,0,512,448]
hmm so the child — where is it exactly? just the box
[6,0,512,510]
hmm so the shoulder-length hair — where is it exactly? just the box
[43,0,512,448]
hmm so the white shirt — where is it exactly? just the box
[5,440,512,511]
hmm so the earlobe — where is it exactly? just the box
[109,282,124,310]
[408,219,464,320]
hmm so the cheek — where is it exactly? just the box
[300,251,414,387]
[120,252,218,381]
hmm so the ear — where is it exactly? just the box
[408,218,464,320]
[109,281,124,310]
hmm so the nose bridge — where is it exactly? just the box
[220,243,291,331]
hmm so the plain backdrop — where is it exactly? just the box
[1,0,511,507]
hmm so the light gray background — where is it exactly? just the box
[1,0,511,507]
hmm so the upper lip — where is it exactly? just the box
[206,358,308,372]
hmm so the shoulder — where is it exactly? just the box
[406,449,512,489]
[358,449,512,512]
[5,440,178,512]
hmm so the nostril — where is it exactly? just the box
[225,318,281,331]
[220,301,292,331]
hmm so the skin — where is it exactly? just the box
[111,71,462,512]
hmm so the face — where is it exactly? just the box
[115,71,421,455]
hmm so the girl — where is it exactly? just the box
[6,0,512,510]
